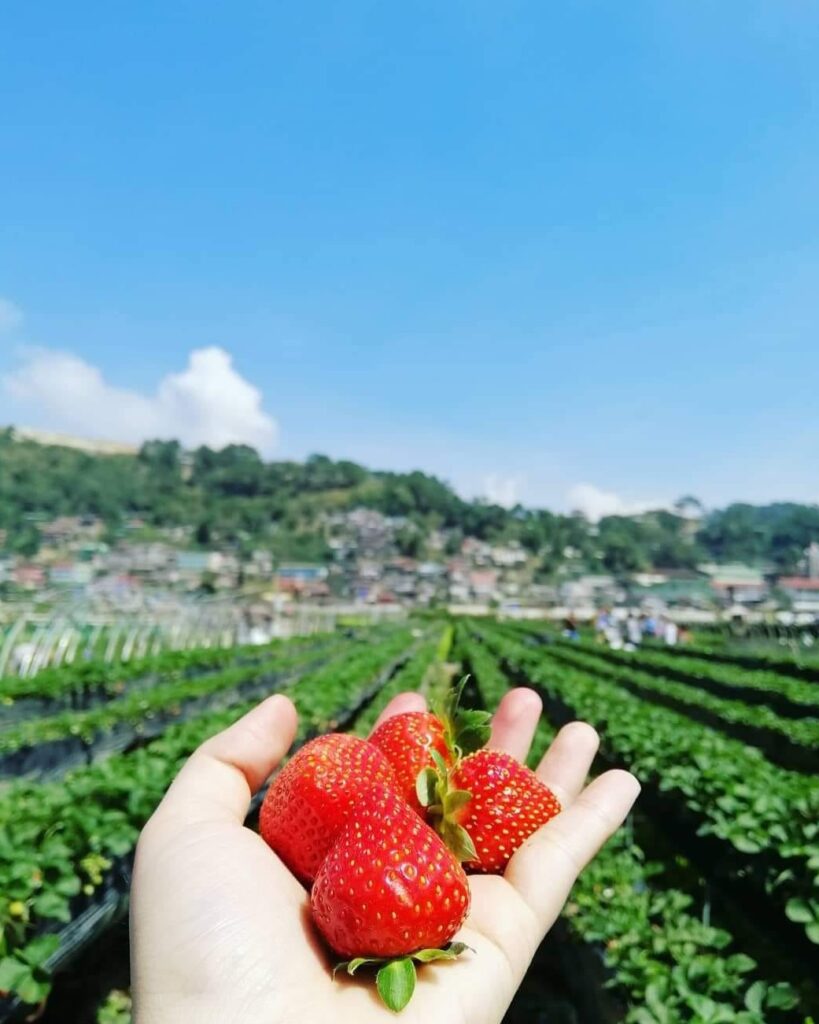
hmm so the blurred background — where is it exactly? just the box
[1,4,819,1023]
[2,2,819,661]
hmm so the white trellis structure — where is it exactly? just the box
[0,593,405,679]
[0,595,240,679]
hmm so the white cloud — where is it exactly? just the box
[483,474,523,508]
[567,483,666,522]
[0,297,23,333]
[2,346,278,454]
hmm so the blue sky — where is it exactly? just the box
[1,1,818,516]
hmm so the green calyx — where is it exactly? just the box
[416,676,491,863]
[435,675,492,761]
[334,943,472,1012]
[416,751,478,863]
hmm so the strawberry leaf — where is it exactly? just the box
[18,935,59,968]
[436,675,491,756]
[452,708,492,755]
[412,942,473,963]
[436,674,469,723]
[376,958,417,1012]
[333,957,383,977]
[0,957,31,997]
[442,821,478,862]
[415,768,439,809]
[443,789,472,815]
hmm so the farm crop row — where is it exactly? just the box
[592,642,819,711]
[539,642,819,772]
[456,628,802,1024]
[658,639,819,683]
[473,622,819,952]
[505,620,819,710]
[5,614,814,1024]
[0,627,416,1013]
[0,636,352,779]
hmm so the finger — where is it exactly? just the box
[158,694,298,826]
[369,690,427,733]
[535,721,599,806]
[505,769,641,924]
[487,688,542,762]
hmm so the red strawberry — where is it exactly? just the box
[369,711,451,812]
[369,680,493,816]
[446,749,561,873]
[260,733,397,884]
[310,782,470,958]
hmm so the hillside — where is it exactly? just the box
[2,427,818,573]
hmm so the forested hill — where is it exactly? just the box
[1,428,818,573]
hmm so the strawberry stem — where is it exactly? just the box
[415,755,478,862]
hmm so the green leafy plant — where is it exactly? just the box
[459,625,803,1024]
[0,626,417,1006]
[474,622,819,949]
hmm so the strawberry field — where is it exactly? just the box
[0,619,817,1023]
[458,621,818,1024]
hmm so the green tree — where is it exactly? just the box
[395,526,422,558]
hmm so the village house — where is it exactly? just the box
[700,564,769,606]
[469,569,500,601]
[777,577,819,614]
[489,543,528,568]
[49,561,94,586]
[13,564,46,589]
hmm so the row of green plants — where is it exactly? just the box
[85,630,446,1024]
[599,642,819,711]
[508,618,819,710]
[457,629,801,1024]
[0,628,415,1009]
[546,641,819,753]
[352,621,456,737]
[475,622,819,949]
[669,638,819,681]
[353,647,436,736]
[84,620,808,1024]
[0,635,349,763]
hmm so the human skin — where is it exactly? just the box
[130,688,640,1024]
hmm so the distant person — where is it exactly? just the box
[604,620,623,650]
[626,615,642,647]
[562,615,579,641]
[663,619,679,647]
[678,625,693,645]
[595,608,610,642]
[643,615,658,638]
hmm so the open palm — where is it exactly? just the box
[131,688,639,1024]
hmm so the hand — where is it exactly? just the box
[130,689,640,1024]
